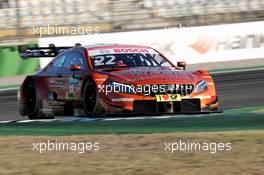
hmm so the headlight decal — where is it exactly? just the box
[194,80,208,93]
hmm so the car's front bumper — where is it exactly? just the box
[99,90,219,115]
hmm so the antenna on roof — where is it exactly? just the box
[48,44,56,48]
[75,43,81,47]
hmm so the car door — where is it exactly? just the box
[61,51,87,101]
[46,52,68,101]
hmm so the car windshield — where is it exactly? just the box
[89,48,173,69]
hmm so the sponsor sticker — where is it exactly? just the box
[66,92,76,99]
[111,98,134,102]
[156,94,181,102]
[113,48,149,53]
[68,78,79,84]
[89,47,157,56]
[69,85,74,93]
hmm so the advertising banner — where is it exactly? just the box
[38,21,264,67]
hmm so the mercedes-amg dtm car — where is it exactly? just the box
[18,44,219,119]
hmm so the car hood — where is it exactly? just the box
[98,67,201,84]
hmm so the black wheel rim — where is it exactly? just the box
[85,84,97,113]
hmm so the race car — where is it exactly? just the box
[18,44,219,119]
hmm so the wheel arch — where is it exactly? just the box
[81,76,96,97]
[21,76,49,101]
[20,76,34,101]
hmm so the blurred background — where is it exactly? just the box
[0,0,264,79]
[1,4,264,175]
[1,0,264,42]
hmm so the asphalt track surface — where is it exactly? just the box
[0,69,264,121]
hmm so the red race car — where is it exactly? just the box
[18,44,219,119]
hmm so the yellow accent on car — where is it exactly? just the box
[155,94,181,102]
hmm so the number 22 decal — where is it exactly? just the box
[94,55,116,66]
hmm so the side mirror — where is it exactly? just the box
[69,65,81,71]
[177,61,186,70]
[69,65,81,79]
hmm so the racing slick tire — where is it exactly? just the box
[83,81,99,117]
[24,81,54,119]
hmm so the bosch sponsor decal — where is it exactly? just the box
[89,47,157,56]
[113,48,149,53]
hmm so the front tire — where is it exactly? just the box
[83,81,98,117]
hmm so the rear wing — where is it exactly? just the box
[18,43,81,59]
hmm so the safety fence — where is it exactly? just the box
[0,44,39,77]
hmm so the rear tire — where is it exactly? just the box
[24,81,54,119]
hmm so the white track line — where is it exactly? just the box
[0,120,15,124]
[17,119,57,123]
[0,115,198,123]
[0,87,18,92]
